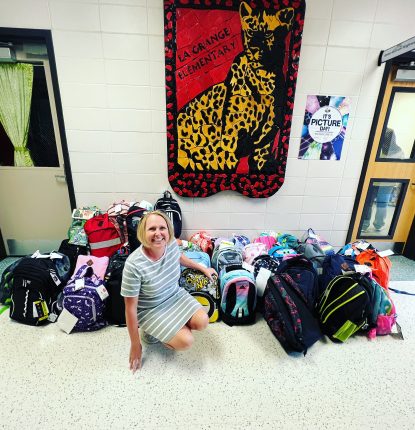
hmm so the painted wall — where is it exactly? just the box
[0,0,414,246]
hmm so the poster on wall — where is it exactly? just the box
[164,0,306,198]
[299,95,351,160]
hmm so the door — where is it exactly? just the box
[350,64,415,252]
[0,33,73,256]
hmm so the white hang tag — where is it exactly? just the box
[114,204,122,213]
[354,264,372,274]
[33,302,38,318]
[242,262,254,273]
[256,267,272,297]
[31,250,41,258]
[357,241,370,250]
[308,232,318,239]
[96,285,109,301]
[75,278,85,290]
[378,249,394,257]
[50,271,61,286]
[344,248,354,256]
[48,313,58,323]
[50,252,63,259]
[57,308,78,334]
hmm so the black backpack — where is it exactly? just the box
[103,253,128,326]
[58,239,89,274]
[154,191,182,238]
[126,204,147,252]
[264,273,323,355]
[316,273,371,342]
[9,254,71,326]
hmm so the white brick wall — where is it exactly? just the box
[1,0,413,247]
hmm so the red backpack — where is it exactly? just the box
[355,249,391,289]
[84,214,122,258]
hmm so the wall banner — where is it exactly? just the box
[299,95,351,160]
[164,0,306,198]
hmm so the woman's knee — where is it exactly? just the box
[188,309,209,331]
[165,328,194,351]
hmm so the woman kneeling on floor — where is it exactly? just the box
[121,210,216,373]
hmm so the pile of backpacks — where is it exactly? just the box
[0,190,401,353]
[183,228,400,355]
[0,191,182,332]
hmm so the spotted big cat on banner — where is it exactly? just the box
[165,0,305,197]
[178,2,293,173]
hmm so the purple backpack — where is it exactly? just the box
[62,265,108,332]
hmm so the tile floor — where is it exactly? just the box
[1,277,415,429]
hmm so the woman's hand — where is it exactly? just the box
[129,341,142,374]
[202,267,218,281]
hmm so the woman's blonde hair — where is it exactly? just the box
[137,210,175,248]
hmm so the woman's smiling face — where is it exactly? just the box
[144,214,170,250]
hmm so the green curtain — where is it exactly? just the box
[0,63,34,167]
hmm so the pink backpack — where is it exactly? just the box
[72,254,110,281]
[253,235,276,250]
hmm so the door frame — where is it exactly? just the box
[0,27,76,210]
[347,52,415,251]
[0,28,76,257]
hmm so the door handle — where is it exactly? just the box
[55,174,67,183]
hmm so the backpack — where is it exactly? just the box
[277,255,320,308]
[296,242,326,273]
[316,274,371,342]
[212,245,243,274]
[252,254,281,313]
[72,254,109,281]
[253,235,276,250]
[103,253,128,326]
[277,233,299,250]
[219,268,256,326]
[232,234,250,248]
[84,213,122,258]
[181,251,211,269]
[58,239,89,274]
[0,258,22,307]
[264,273,323,355]
[126,204,147,252]
[302,228,335,255]
[355,249,391,289]
[242,242,268,265]
[67,206,100,246]
[189,231,214,254]
[268,245,297,259]
[61,264,109,332]
[9,253,71,326]
[319,254,356,296]
[154,190,182,238]
[106,200,132,244]
[179,270,220,323]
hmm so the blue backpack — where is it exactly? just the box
[277,255,320,308]
[319,254,356,296]
[220,268,256,326]
[181,251,211,269]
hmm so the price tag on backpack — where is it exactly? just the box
[354,264,372,274]
[33,300,49,321]
[356,241,370,250]
[242,262,254,273]
[377,249,394,257]
[114,204,122,213]
[50,252,63,259]
[96,285,109,301]
[50,270,61,286]
[75,278,85,290]
[256,267,272,297]
[58,308,78,334]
